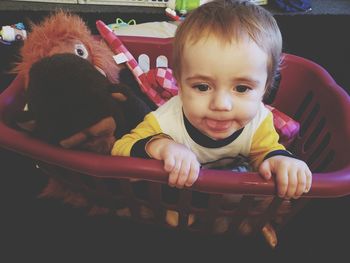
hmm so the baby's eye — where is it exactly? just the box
[235,85,250,93]
[74,44,89,59]
[193,83,210,92]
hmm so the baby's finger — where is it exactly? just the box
[276,166,288,198]
[185,161,200,187]
[285,169,297,199]
[259,160,272,180]
[167,158,180,187]
[294,170,307,198]
[164,154,176,173]
[176,159,191,188]
[305,169,312,193]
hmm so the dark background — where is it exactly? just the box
[1,1,350,262]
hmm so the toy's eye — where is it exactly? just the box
[74,44,88,59]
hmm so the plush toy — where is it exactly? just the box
[13,11,120,88]
[12,11,151,215]
[15,53,151,216]
[14,10,151,150]
[18,53,149,151]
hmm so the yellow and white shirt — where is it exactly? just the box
[112,95,289,170]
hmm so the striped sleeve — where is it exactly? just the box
[111,113,163,157]
[249,112,288,170]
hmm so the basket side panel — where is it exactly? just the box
[119,36,173,70]
[272,54,350,172]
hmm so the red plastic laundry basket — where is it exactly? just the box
[0,36,349,245]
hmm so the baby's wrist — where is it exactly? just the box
[145,133,173,159]
[263,149,294,161]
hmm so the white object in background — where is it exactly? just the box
[114,21,177,38]
[0,26,27,42]
[78,0,168,7]
[11,0,77,3]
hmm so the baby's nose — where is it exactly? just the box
[211,92,233,111]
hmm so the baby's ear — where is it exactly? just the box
[14,110,37,132]
[108,84,129,102]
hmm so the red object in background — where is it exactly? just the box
[96,20,177,107]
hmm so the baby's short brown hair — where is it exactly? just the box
[173,0,282,95]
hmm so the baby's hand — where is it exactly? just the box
[259,156,312,199]
[146,138,200,188]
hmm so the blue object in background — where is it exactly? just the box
[274,0,312,12]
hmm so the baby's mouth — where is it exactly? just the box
[205,119,232,132]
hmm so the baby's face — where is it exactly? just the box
[178,36,267,140]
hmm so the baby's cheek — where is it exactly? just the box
[237,102,259,123]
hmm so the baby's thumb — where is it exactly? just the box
[259,160,272,180]
[163,156,175,173]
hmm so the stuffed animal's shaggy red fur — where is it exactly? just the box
[14,10,120,87]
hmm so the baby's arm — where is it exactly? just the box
[112,113,200,188]
[112,113,163,157]
[259,155,312,199]
[146,138,200,188]
[250,112,312,199]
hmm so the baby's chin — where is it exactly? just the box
[203,125,245,141]
[203,129,239,141]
